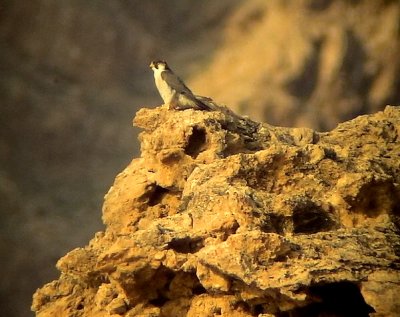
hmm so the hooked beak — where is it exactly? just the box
[149,61,155,68]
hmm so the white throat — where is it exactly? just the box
[152,67,165,78]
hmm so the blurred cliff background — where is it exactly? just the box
[0,0,399,316]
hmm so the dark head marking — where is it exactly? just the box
[149,60,169,70]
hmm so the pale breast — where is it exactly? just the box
[155,71,175,103]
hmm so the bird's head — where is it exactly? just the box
[149,60,169,71]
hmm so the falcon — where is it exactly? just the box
[149,60,211,111]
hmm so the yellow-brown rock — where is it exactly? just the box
[32,105,400,316]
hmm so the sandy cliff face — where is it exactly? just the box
[32,105,400,316]
[190,1,400,130]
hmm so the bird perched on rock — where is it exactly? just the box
[149,60,211,111]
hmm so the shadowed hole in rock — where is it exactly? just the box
[149,269,206,309]
[148,267,175,307]
[323,147,338,160]
[292,200,335,234]
[148,185,169,206]
[260,213,286,234]
[352,181,396,218]
[167,236,204,254]
[193,284,206,295]
[89,274,109,288]
[149,294,169,307]
[231,301,253,314]
[253,304,264,315]
[184,126,207,158]
[213,307,222,315]
[278,281,375,317]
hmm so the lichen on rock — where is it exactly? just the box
[32,104,400,316]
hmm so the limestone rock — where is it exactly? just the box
[32,105,400,316]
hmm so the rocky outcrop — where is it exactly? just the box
[32,105,400,316]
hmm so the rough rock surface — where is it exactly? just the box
[33,104,400,316]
